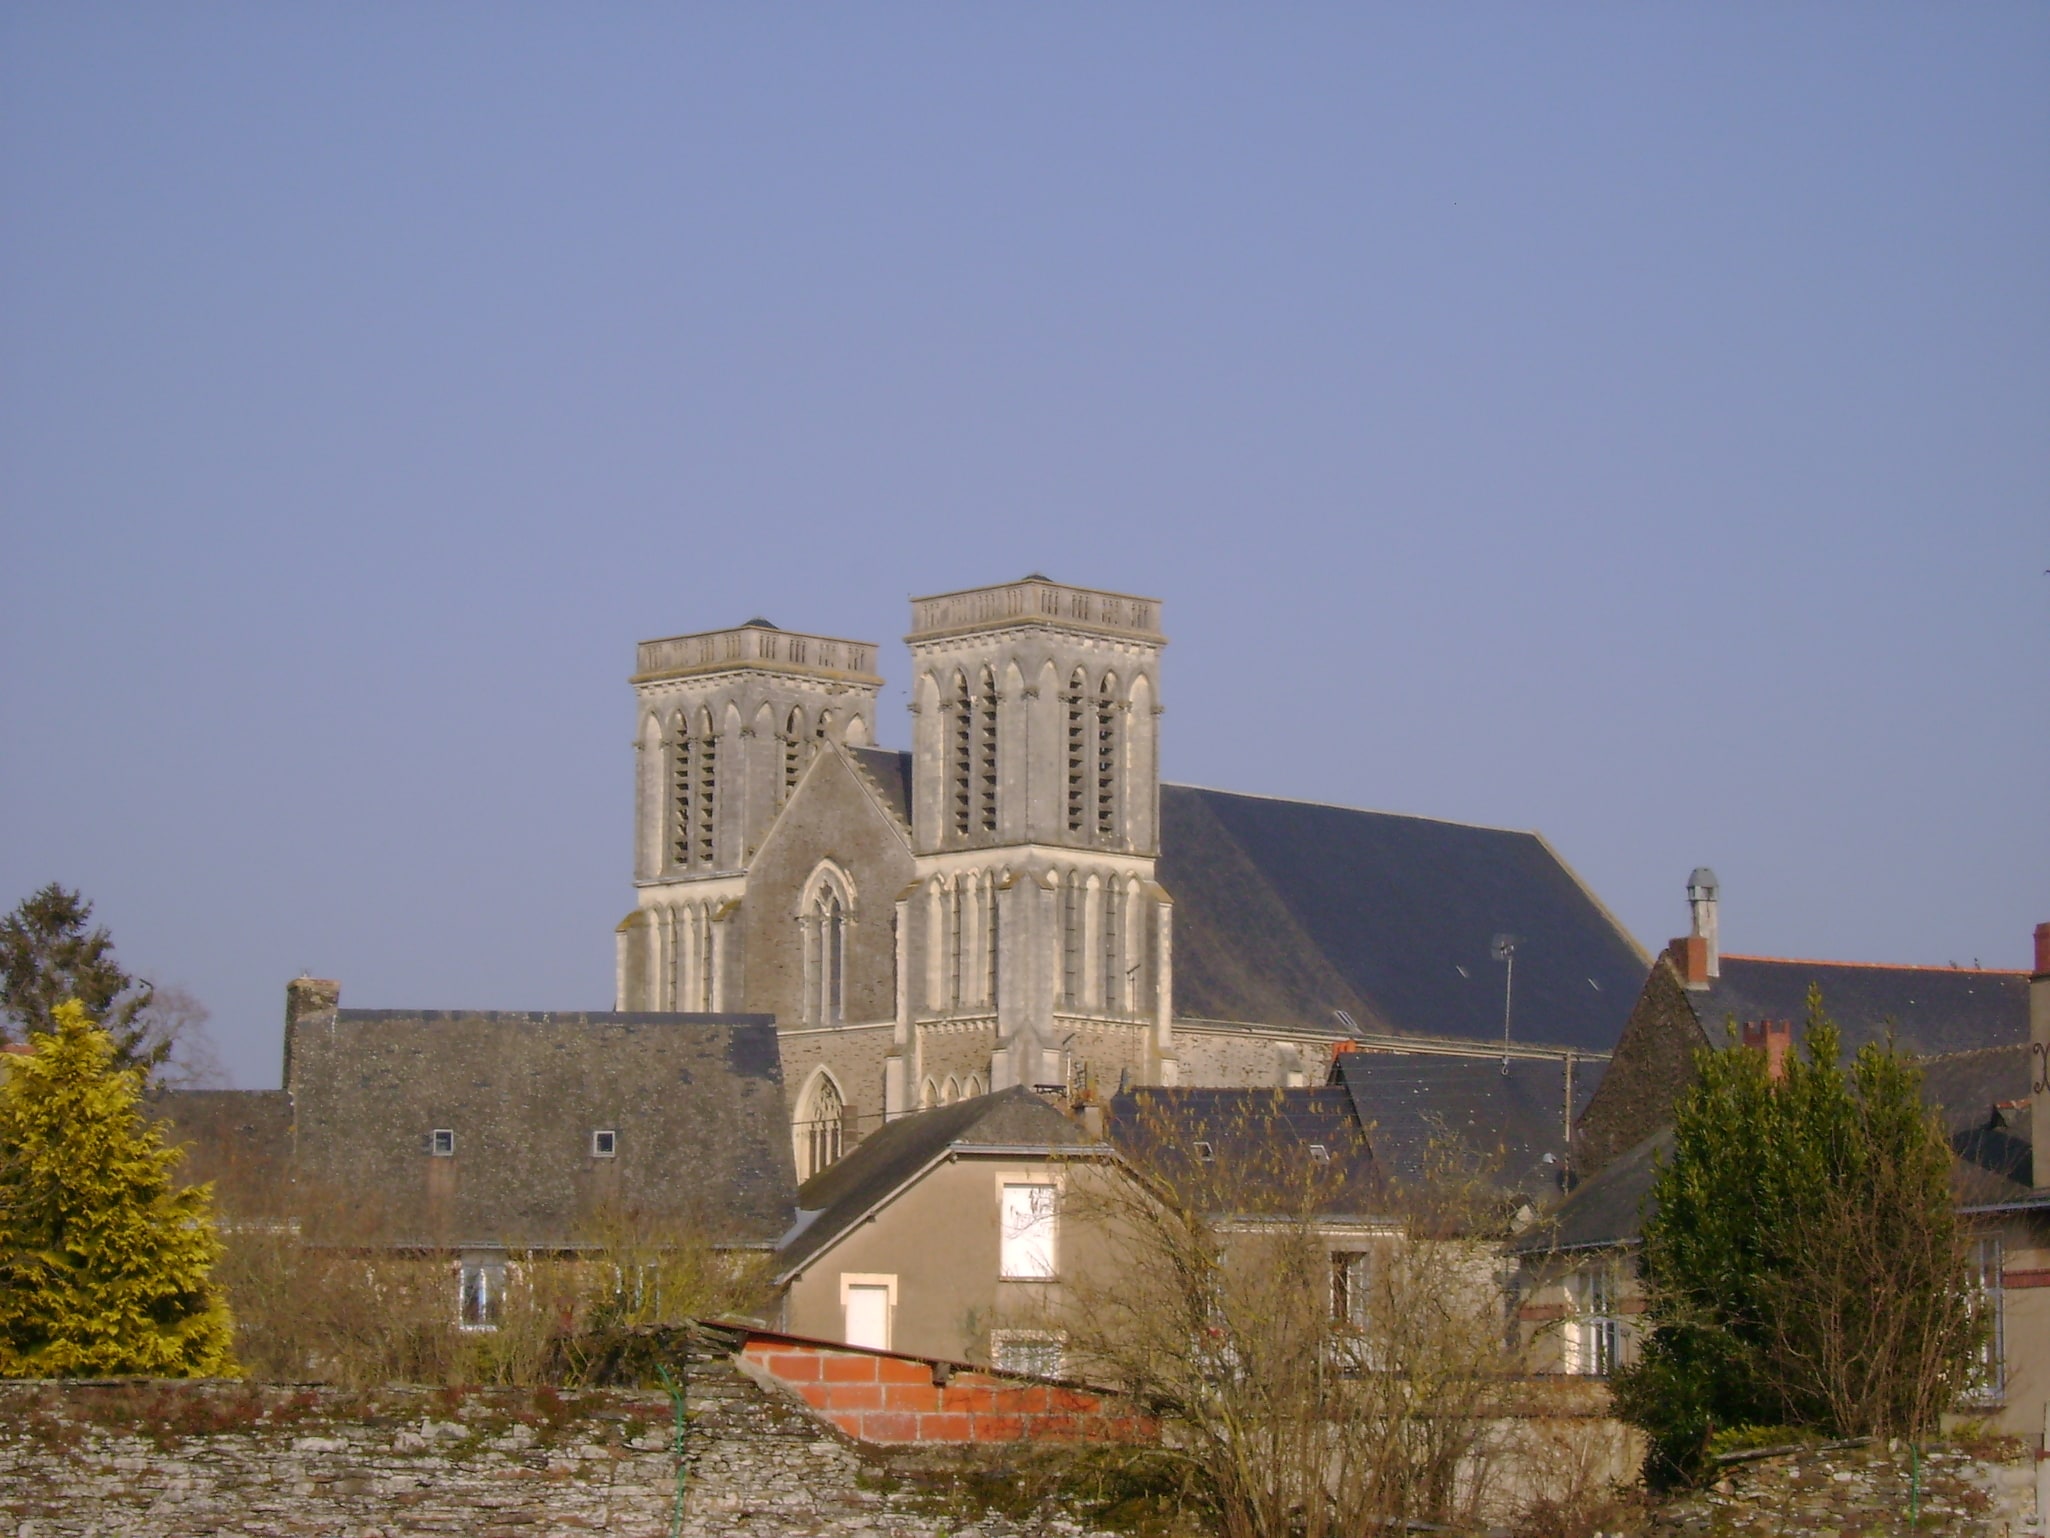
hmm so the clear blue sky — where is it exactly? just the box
[3,5,2044,1086]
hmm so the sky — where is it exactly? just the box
[2,5,2045,1087]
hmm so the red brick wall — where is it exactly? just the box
[739,1334,1154,1446]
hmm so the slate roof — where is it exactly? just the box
[1104,1086,1384,1217]
[847,746,913,831]
[1159,786,1647,1051]
[148,1089,294,1218]
[1514,1127,1671,1255]
[775,1087,1091,1280]
[290,1007,796,1248]
[1330,1052,1599,1205]
[1682,958,2028,1058]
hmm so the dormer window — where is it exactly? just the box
[1194,1140,1215,1163]
[430,1129,455,1157]
[1309,1144,1329,1163]
[592,1129,617,1158]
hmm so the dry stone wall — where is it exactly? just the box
[0,1359,1119,1537]
[1640,1438,2040,1538]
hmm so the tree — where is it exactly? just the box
[1059,1097,1518,1538]
[0,884,159,1070]
[1611,987,1981,1488]
[0,999,237,1377]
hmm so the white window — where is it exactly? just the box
[1565,1262,1624,1376]
[459,1258,504,1330]
[992,1331,1065,1379]
[1968,1237,2004,1401]
[840,1273,895,1351]
[591,1129,617,1158]
[1000,1183,1058,1280]
[1330,1251,1369,1327]
[430,1129,455,1157]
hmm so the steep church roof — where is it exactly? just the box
[1159,785,1647,1052]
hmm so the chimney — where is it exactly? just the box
[1741,1018,1793,1082]
[2032,923,2048,1190]
[1686,868,1720,980]
[1667,935,1712,989]
[283,976,341,1095]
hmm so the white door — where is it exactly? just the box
[844,1284,891,1350]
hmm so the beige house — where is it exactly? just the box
[770,1083,1387,1376]
[771,1088,1118,1374]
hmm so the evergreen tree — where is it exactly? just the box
[1612,986,1980,1487]
[0,999,236,1377]
[0,884,163,1072]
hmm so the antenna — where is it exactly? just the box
[1491,934,1519,1072]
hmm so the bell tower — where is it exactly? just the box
[899,577,1174,1098]
[617,619,883,1011]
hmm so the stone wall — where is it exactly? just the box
[0,1356,1121,1537]
[1640,1438,2040,1537]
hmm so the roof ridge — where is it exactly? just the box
[1162,781,1539,838]
[1722,954,2029,977]
[1918,1043,2029,1062]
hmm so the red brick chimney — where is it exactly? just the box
[1666,934,1712,989]
[1741,1019,1793,1082]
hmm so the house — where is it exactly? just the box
[154,978,802,1329]
[1515,891,2049,1443]
[770,1083,1388,1373]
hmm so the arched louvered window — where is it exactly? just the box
[795,1073,845,1181]
[694,707,717,867]
[1095,674,1119,843]
[949,672,973,838]
[783,707,806,805]
[671,713,695,869]
[975,665,999,833]
[1064,669,1088,835]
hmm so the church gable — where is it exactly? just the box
[741,744,916,1030]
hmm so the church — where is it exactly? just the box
[612,575,1649,1178]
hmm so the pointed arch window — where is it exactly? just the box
[1102,876,1124,1012]
[782,707,807,806]
[671,713,695,870]
[1059,872,1086,1008]
[949,671,973,838]
[1095,674,1120,843]
[695,708,718,868]
[801,863,854,1026]
[975,665,999,834]
[1064,669,1088,835]
[794,1073,845,1181]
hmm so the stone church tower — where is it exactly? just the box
[616,578,1176,1175]
[901,578,1173,1099]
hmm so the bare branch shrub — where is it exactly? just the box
[214,1188,771,1387]
[1060,1095,1525,1538]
